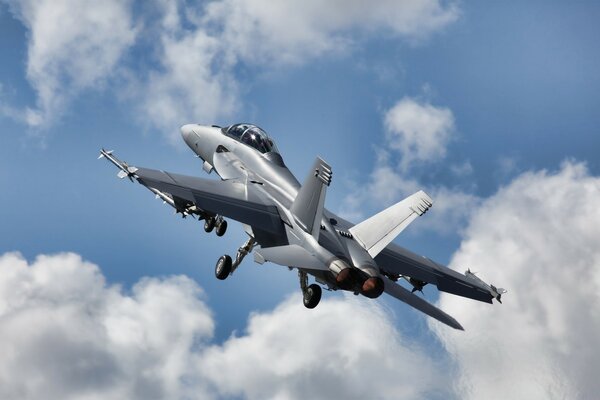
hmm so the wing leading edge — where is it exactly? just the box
[100,150,285,236]
[135,167,284,235]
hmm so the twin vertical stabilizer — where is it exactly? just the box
[290,157,331,238]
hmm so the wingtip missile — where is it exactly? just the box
[464,268,507,304]
[98,149,114,159]
[491,285,507,303]
[98,148,138,181]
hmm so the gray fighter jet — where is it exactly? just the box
[100,123,506,330]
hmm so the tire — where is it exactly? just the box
[215,255,232,280]
[215,220,227,237]
[303,284,322,309]
[204,217,216,233]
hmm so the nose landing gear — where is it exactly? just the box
[299,270,322,309]
[214,237,255,280]
[215,255,232,280]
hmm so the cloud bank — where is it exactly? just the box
[0,251,445,400]
[435,161,600,399]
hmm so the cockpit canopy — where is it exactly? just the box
[222,123,279,154]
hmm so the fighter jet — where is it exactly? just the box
[100,123,506,330]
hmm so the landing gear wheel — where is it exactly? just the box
[215,255,232,280]
[215,220,227,237]
[303,284,322,309]
[204,217,216,233]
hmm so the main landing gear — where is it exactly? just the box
[215,237,255,280]
[204,215,227,237]
[299,270,322,309]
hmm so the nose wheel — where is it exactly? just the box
[215,255,232,280]
[299,270,322,309]
[214,237,255,280]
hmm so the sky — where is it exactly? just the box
[1,1,600,399]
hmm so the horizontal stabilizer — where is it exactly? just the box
[383,278,464,330]
[254,245,328,270]
[349,190,432,258]
[290,157,331,237]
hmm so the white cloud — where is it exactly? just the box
[434,161,600,399]
[339,96,477,235]
[450,160,474,177]
[384,97,455,170]
[0,251,449,400]
[136,30,239,142]
[203,0,460,65]
[0,251,214,399]
[3,0,460,137]
[135,0,460,141]
[4,0,137,127]
[200,295,446,400]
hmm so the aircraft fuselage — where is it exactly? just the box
[181,124,384,298]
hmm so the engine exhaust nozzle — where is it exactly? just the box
[361,276,384,299]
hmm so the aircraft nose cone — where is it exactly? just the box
[180,124,196,146]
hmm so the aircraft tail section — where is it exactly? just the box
[383,277,464,330]
[349,190,433,258]
[290,157,331,237]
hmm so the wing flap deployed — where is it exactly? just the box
[383,277,464,330]
[349,190,433,258]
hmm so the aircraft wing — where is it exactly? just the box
[375,242,501,303]
[100,150,285,236]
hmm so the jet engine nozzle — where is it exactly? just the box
[329,259,355,290]
[329,259,384,297]
[361,276,384,298]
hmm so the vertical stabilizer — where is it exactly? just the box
[290,157,331,237]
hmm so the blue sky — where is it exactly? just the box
[1,1,600,399]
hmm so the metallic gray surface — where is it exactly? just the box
[100,123,505,330]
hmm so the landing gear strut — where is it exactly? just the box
[299,270,322,309]
[214,237,255,280]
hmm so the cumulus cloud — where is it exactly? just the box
[434,161,600,399]
[0,251,214,399]
[3,0,459,137]
[0,251,448,400]
[136,29,239,142]
[203,0,460,65]
[201,296,447,400]
[135,0,460,141]
[4,0,137,127]
[385,97,455,170]
[339,96,478,234]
